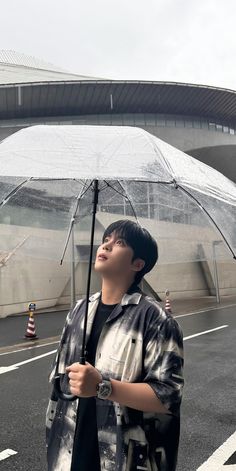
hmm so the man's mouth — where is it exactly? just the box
[97,254,108,261]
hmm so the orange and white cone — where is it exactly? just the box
[165,290,172,313]
[165,297,172,313]
[25,313,38,340]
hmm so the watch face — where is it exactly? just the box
[97,380,112,399]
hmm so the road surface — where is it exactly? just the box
[0,304,235,470]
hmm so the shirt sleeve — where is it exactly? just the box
[143,311,184,415]
[47,309,72,383]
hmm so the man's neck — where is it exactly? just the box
[101,278,133,305]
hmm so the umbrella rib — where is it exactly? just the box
[177,183,236,260]
[116,180,139,222]
[103,180,139,222]
[60,180,93,266]
[0,177,33,207]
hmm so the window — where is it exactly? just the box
[176,119,185,128]
[209,122,216,131]
[85,115,99,124]
[185,119,193,128]
[123,114,135,125]
[111,114,123,125]
[145,114,156,125]
[134,114,145,125]
[193,120,201,129]
[156,117,165,127]
[97,115,111,125]
[201,120,208,129]
[166,119,175,127]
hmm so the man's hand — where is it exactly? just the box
[65,362,102,398]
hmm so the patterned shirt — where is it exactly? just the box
[46,289,184,471]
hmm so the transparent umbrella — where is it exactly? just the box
[0,124,236,400]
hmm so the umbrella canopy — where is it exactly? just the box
[1,124,235,399]
[0,126,236,400]
[0,124,235,259]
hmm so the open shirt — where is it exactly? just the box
[46,290,184,471]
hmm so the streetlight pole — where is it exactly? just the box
[70,220,76,309]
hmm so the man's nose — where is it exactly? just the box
[103,241,112,251]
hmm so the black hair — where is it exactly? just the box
[102,219,158,285]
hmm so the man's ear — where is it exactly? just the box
[132,258,145,273]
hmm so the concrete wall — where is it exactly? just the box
[1,215,235,317]
[142,124,236,153]
[0,224,71,317]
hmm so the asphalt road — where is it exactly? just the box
[0,304,236,471]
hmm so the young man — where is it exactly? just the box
[46,220,184,471]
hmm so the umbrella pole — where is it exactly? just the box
[212,241,221,304]
[80,179,99,365]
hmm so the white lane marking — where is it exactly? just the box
[0,448,18,461]
[175,303,236,319]
[0,349,57,375]
[0,340,59,356]
[12,349,57,367]
[196,429,236,470]
[0,366,19,374]
[183,325,228,341]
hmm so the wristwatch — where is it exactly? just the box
[96,378,112,400]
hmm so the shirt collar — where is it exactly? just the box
[89,289,142,306]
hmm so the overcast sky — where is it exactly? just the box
[1,0,236,89]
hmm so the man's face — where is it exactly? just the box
[94,231,140,281]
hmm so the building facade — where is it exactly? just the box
[0,50,236,182]
[0,51,235,316]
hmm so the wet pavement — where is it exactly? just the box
[1,294,236,350]
[0,302,236,470]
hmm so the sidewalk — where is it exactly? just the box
[3,293,236,318]
[173,294,236,316]
[35,294,236,316]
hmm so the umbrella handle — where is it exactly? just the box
[53,375,77,402]
[53,357,86,402]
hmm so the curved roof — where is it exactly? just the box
[0,50,103,84]
[0,50,236,123]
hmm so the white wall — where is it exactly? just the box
[1,216,236,317]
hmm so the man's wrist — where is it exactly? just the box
[96,378,112,400]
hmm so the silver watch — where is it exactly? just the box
[96,379,112,399]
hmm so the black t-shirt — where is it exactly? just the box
[71,300,117,471]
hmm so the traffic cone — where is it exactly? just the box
[25,312,38,340]
[165,290,172,313]
[165,297,172,313]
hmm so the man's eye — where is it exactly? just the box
[116,239,124,245]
